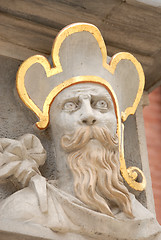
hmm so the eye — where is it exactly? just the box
[63,101,78,111]
[94,100,108,109]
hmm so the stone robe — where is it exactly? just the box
[0,176,161,240]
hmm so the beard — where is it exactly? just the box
[61,126,133,218]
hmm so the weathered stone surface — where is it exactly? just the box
[0,23,161,239]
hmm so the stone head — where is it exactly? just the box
[50,82,117,145]
[16,22,146,192]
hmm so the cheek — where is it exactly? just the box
[99,112,117,133]
[53,112,79,133]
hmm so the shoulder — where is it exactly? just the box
[0,187,42,221]
[129,193,155,219]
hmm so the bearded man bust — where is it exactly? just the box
[0,83,160,240]
[0,23,161,240]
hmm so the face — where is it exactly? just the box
[50,83,117,140]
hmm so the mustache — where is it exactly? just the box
[61,126,119,153]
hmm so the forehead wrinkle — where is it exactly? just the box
[55,83,112,103]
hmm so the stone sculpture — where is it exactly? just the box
[0,23,161,240]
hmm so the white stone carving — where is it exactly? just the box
[0,134,46,187]
[0,23,161,240]
[0,84,161,239]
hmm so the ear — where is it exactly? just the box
[110,52,145,122]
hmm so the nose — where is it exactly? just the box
[82,116,96,125]
[79,97,97,126]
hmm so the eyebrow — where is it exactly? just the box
[90,93,112,100]
[61,93,112,104]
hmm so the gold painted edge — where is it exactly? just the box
[51,23,108,71]
[120,123,146,191]
[109,52,145,122]
[52,23,145,124]
[16,22,146,191]
[39,76,120,129]
[17,23,145,129]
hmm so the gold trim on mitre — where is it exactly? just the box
[16,22,146,191]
